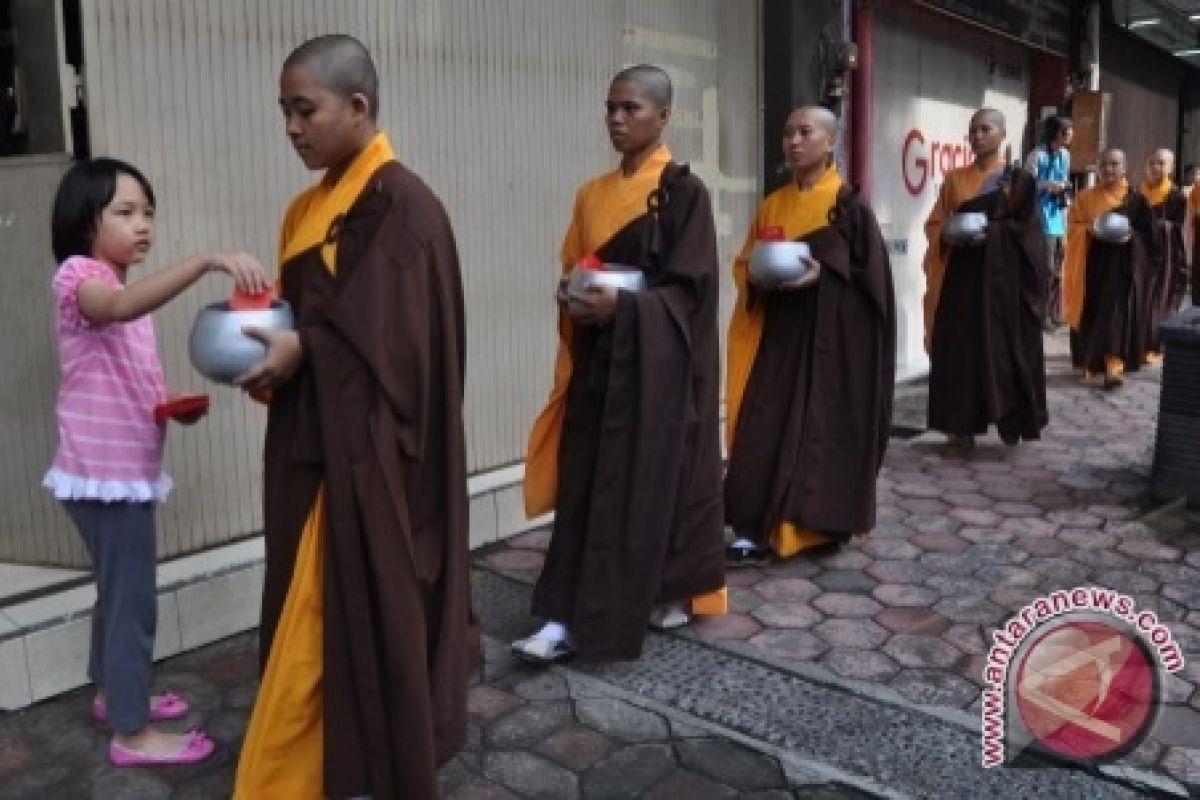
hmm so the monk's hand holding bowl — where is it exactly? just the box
[234,328,303,391]
[568,285,618,326]
[774,256,822,292]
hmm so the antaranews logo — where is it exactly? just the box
[980,586,1185,767]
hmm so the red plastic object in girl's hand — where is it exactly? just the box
[228,287,275,311]
[757,226,785,242]
[577,253,605,271]
[154,394,210,424]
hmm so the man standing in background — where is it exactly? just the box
[1024,116,1074,331]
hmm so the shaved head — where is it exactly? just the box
[792,105,839,139]
[1099,148,1126,186]
[284,34,379,120]
[971,107,1006,133]
[611,64,673,108]
[1145,148,1175,185]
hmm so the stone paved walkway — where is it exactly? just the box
[485,334,1200,793]
[0,628,870,799]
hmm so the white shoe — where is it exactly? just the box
[511,633,575,665]
[648,603,690,631]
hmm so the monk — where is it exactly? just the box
[1138,149,1188,358]
[723,106,895,565]
[232,35,476,798]
[515,65,726,664]
[923,108,1048,452]
[1063,148,1156,388]
[1189,169,1200,306]
[1191,171,1200,306]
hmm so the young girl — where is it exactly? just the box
[44,157,268,766]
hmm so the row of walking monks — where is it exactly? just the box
[925,118,1195,458]
[515,94,1194,672]
[513,75,895,665]
[239,48,1194,796]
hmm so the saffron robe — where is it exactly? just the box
[923,164,1048,441]
[235,132,476,799]
[525,145,726,661]
[1138,179,1188,352]
[1064,180,1156,374]
[724,166,895,551]
[1189,184,1200,306]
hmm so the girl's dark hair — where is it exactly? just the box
[50,158,155,263]
[1041,115,1073,148]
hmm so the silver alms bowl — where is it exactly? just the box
[1092,211,1132,244]
[942,212,989,247]
[188,300,294,384]
[747,240,814,288]
[566,264,647,296]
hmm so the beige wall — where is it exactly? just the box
[1,0,760,566]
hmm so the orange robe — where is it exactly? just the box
[725,165,844,557]
[525,145,673,517]
[1063,179,1128,331]
[524,143,726,616]
[1191,185,1200,305]
[1186,183,1200,265]
[235,133,396,798]
[921,162,1004,346]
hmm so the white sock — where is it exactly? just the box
[534,621,568,642]
[731,537,756,549]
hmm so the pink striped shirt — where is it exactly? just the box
[43,256,171,502]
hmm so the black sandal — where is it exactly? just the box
[725,541,771,567]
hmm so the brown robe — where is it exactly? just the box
[1076,193,1156,374]
[531,163,725,661]
[724,187,895,540]
[1194,215,1200,308]
[927,169,1049,441]
[261,161,476,798]
[1142,188,1188,351]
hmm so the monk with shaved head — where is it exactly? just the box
[1063,148,1156,387]
[723,105,896,566]
[1137,148,1188,357]
[234,34,476,797]
[515,64,727,664]
[922,107,1048,453]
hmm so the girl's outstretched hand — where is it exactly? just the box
[205,252,271,295]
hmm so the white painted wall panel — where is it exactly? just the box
[2,0,759,565]
[0,155,85,567]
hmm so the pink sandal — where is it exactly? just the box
[108,730,214,766]
[92,692,189,723]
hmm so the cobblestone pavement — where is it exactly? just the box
[485,334,1200,794]
[0,628,871,799]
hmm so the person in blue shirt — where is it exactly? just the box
[1025,116,1074,330]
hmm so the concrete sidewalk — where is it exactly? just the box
[1,331,1196,798]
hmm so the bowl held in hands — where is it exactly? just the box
[748,240,816,288]
[188,299,295,384]
[566,264,648,297]
[942,212,989,247]
[1091,211,1132,244]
